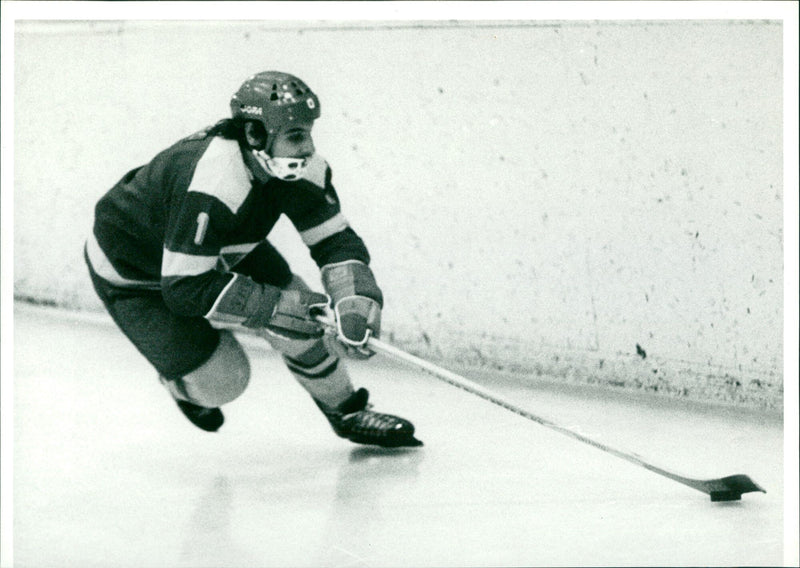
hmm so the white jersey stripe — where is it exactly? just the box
[220,242,260,255]
[161,248,218,277]
[85,233,161,289]
[187,137,252,214]
[299,213,349,246]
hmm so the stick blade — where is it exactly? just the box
[703,474,766,502]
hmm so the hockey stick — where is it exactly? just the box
[318,317,765,501]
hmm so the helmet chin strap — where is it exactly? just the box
[252,149,309,181]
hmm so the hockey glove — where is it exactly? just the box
[207,274,328,339]
[321,261,383,359]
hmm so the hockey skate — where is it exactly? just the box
[159,375,224,432]
[316,388,423,448]
[174,399,224,432]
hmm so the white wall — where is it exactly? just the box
[12,20,784,407]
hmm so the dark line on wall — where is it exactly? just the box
[16,19,782,37]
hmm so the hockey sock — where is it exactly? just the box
[284,353,355,409]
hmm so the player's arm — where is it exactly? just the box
[227,241,293,288]
[282,157,383,354]
[161,192,325,338]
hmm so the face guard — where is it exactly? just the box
[251,150,310,181]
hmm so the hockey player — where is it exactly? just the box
[84,71,422,448]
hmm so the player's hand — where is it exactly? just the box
[332,296,381,359]
[321,261,383,359]
[207,275,328,339]
[265,289,330,339]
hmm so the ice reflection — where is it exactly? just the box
[179,475,256,567]
[314,447,424,566]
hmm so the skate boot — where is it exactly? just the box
[316,388,423,448]
[159,375,224,432]
[174,400,224,432]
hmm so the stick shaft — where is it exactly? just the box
[364,336,722,494]
[369,337,646,457]
[315,315,764,498]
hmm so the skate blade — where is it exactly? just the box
[381,435,423,448]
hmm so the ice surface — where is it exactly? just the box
[11,304,784,567]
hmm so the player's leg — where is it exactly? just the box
[262,274,422,448]
[86,256,250,431]
[263,286,356,409]
[229,241,357,409]
[157,329,250,431]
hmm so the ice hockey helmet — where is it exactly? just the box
[230,71,321,150]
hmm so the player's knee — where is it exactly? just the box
[263,320,340,378]
[181,330,250,407]
[282,336,340,378]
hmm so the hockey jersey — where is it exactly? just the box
[87,128,371,317]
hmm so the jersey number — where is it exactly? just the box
[194,212,210,245]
